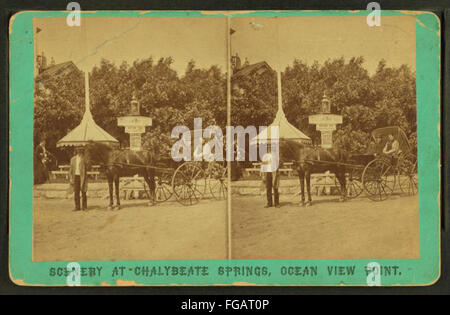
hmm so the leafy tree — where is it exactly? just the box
[34,69,84,163]
[280,57,416,154]
[35,53,416,167]
[88,57,226,159]
[231,67,277,128]
[181,61,226,128]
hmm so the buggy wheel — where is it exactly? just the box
[155,172,173,202]
[398,153,418,196]
[335,171,363,199]
[362,158,395,201]
[346,177,364,199]
[209,163,228,200]
[172,162,207,206]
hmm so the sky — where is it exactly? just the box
[34,15,415,75]
[34,17,228,74]
[231,15,416,74]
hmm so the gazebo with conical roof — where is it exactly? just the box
[56,72,119,147]
[251,71,311,145]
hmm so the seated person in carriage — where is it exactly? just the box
[382,134,401,167]
[383,134,400,157]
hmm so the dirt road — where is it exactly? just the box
[231,194,419,259]
[33,193,419,261]
[33,198,227,261]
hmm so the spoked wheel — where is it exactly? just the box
[344,172,364,199]
[155,172,173,202]
[172,162,207,206]
[208,163,228,200]
[334,168,363,199]
[398,153,418,196]
[362,158,396,201]
[347,180,363,199]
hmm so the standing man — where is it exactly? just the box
[69,146,88,211]
[36,139,49,165]
[34,139,49,184]
[261,150,280,208]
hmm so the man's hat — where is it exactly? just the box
[75,146,85,152]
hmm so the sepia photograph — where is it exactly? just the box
[33,15,420,261]
[9,9,439,287]
[229,15,419,259]
[32,16,229,261]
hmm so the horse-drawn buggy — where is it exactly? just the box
[86,129,228,208]
[280,126,418,205]
[152,158,227,206]
[342,126,418,201]
[152,129,228,206]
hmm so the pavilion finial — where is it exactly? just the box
[277,71,282,112]
[84,71,92,118]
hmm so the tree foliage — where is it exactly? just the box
[34,69,85,162]
[35,57,226,162]
[35,55,416,165]
[231,68,277,128]
[232,57,416,154]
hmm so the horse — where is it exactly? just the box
[279,140,351,206]
[84,142,156,210]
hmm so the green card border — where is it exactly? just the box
[9,10,440,286]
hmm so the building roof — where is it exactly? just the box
[56,109,119,147]
[231,61,275,82]
[57,71,119,147]
[36,61,80,83]
[246,64,311,145]
[251,108,312,144]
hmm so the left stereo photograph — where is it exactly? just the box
[31,16,229,262]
